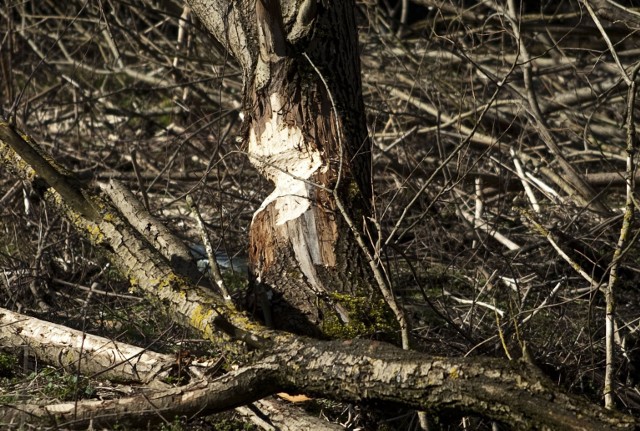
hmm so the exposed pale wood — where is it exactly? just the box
[237,398,343,431]
[192,0,375,335]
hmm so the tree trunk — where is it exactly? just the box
[188,0,375,335]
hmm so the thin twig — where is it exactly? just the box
[520,280,564,325]
[385,84,510,247]
[130,149,151,213]
[602,62,640,409]
[186,195,233,305]
[519,209,599,288]
[460,210,521,251]
[511,148,540,213]
[444,289,505,317]
[505,0,608,213]
[582,0,632,86]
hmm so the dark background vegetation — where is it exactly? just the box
[2,0,640,428]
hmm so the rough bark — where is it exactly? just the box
[1,330,636,430]
[0,308,340,431]
[103,180,208,287]
[0,121,637,429]
[188,0,375,335]
[0,308,173,383]
[1,365,278,430]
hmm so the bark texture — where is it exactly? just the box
[1,365,279,430]
[0,308,173,383]
[0,307,340,431]
[2,332,637,431]
[188,0,374,335]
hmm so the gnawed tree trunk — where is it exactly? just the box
[0,121,637,429]
[187,0,375,335]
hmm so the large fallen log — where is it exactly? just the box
[0,307,343,430]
